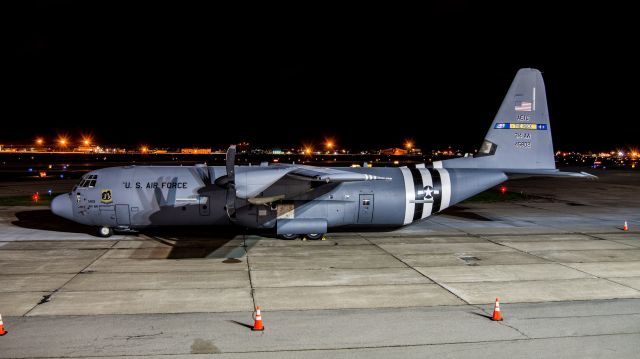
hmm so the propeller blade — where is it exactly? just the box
[194,163,209,183]
[225,145,237,220]
[226,145,236,183]
[226,183,236,220]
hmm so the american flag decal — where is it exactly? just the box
[515,100,532,112]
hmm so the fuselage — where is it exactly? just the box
[51,165,507,233]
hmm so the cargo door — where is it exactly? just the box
[115,204,130,226]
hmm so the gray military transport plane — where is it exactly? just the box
[52,68,593,238]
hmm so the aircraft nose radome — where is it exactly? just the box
[51,194,73,220]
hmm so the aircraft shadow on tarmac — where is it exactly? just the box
[142,227,253,260]
[11,209,255,259]
[439,206,494,221]
[12,209,97,235]
[11,206,493,259]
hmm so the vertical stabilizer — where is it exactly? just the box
[435,68,555,170]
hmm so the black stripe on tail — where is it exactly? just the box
[410,168,423,221]
[429,169,443,212]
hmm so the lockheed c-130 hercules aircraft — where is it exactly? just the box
[52,68,594,238]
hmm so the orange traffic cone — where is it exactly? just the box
[492,298,503,321]
[623,221,629,231]
[0,313,7,336]
[252,306,264,331]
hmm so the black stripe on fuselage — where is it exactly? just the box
[428,169,442,212]
[410,168,423,221]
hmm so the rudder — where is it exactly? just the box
[436,68,555,170]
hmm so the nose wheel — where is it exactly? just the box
[97,226,114,238]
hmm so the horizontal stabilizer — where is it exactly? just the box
[505,169,597,179]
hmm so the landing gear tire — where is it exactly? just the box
[98,226,113,238]
[279,233,298,240]
[305,233,324,240]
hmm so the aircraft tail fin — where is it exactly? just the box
[435,68,555,170]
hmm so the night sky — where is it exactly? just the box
[5,2,637,151]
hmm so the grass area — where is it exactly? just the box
[462,189,530,203]
[0,194,56,206]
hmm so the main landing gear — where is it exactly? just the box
[279,233,326,240]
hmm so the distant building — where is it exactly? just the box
[181,148,211,154]
[74,145,100,153]
[381,148,408,156]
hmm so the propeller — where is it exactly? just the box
[224,145,237,220]
[194,163,210,183]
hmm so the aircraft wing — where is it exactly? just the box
[285,166,391,182]
[234,165,390,200]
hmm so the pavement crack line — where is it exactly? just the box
[244,234,257,310]
[514,202,638,229]
[496,320,531,339]
[522,312,640,320]
[478,232,640,294]
[16,332,640,358]
[22,239,119,316]
[357,232,471,305]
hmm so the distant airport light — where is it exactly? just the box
[39,171,47,178]
[81,134,93,146]
[36,138,43,145]
[500,186,507,194]
[325,140,334,149]
[405,141,413,150]
[141,146,148,153]
[48,189,53,196]
[32,192,40,202]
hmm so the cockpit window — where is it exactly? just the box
[78,174,98,188]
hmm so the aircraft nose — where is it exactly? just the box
[51,194,74,220]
